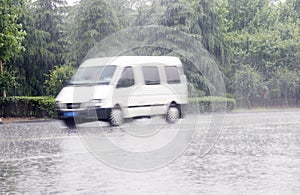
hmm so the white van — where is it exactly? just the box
[55,56,188,127]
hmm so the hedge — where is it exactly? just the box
[0,96,236,118]
[188,96,235,113]
[0,96,56,118]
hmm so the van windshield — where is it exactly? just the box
[69,65,116,85]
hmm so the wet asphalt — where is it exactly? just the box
[0,110,300,194]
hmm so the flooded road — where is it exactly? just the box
[0,110,300,194]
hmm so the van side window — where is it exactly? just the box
[165,66,181,84]
[142,66,160,85]
[117,66,135,88]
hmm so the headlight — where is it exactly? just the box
[56,101,67,109]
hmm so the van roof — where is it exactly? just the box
[80,56,182,67]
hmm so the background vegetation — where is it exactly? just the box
[0,96,56,117]
[1,0,300,109]
[0,96,234,118]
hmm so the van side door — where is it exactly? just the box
[136,66,167,116]
[113,66,135,117]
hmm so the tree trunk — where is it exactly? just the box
[0,60,7,97]
[281,82,288,108]
[246,95,252,110]
[296,89,300,106]
[283,89,288,108]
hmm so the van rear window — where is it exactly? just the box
[165,66,181,84]
[142,66,160,85]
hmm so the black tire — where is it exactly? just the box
[63,118,76,129]
[166,104,180,123]
[109,106,124,127]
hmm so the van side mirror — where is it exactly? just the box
[63,80,69,87]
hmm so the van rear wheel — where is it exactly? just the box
[109,106,123,126]
[166,104,180,123]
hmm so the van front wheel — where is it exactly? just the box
[62,118,76,129]
[109,106,123,126]
[166,104,180,123]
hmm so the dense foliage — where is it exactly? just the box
[0,0,26,63]
[44,65,76,96]
[1,0,299,108]
[0,0,26,97]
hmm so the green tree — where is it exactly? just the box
[219,0,300,105]
[64,0,120,66]
[108,0,138,28]
[0,0,26,97]
[279,0,300,23]
[268,67,300,107]
[224,0,270,33]
[32,0,68,68]
[44,65,75,96]
[233,64,264,109]
[0,67,18,96]
[9,0,68,95]
[132,0,229,96]
[134,0,165,26]
[194,0,229,65]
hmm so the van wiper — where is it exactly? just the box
[68,80,96,86]
[68,81,109,86]
[96,81,109,85]
[68,81,96,86]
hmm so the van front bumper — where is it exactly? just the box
[57,108,111,121]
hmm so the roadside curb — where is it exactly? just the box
[232,108,300,114]
[0,118,54,124]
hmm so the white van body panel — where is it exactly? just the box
[56,85,115,110]
[55,56,188,123]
